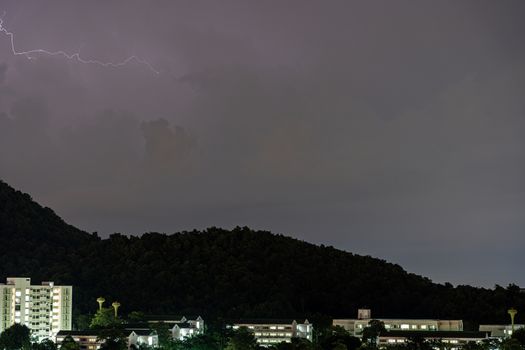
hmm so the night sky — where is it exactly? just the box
[0,1,524,287]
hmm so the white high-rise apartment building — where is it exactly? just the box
[0,277,72,341]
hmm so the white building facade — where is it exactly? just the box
[145,315,205,340]
[479,324,525,337]
[378,330,489,348]
[0,277,72,341]
[333,309,463,337]
[232,319,313,346]
[56,329,159,350]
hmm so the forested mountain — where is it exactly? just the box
[0,180,95,283]
[0,180,523,329]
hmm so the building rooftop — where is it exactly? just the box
[232,319,309,325]
[129,330,157,336]
[57,329,157,337]
[144,315,202,322]
[57,330,101,337]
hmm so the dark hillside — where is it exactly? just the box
[0,180,95,281]
[0,180,523,328]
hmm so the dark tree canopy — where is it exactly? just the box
[318,326,361,350]
[362,320,386,346]
[0,324,31,350]
[31,339,57,350]
[58,336,79,350]
[90,308,122,329]
[512,328,525,348]
[225,328,258,350]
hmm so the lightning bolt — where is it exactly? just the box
[0,12,160,75]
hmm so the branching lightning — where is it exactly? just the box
[0,12,160,74]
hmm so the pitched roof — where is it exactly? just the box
[129,330,157,336]
[172,322,196,329]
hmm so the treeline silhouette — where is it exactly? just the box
[1,180,523,329]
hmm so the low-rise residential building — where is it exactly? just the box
[145,315,205,340]
[128,330,160,348]
[378,330,489,348]
[56,330,101,350]
[56,329,158,350]
[231,319,313,346]
[479,324,525,337]
[0,277,72,342]
[171,322,200,340]
[333,309,463,337]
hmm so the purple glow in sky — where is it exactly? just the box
[0,0,524,287]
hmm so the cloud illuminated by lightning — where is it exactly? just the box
[0,12,159,74]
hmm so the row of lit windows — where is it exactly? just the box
[254,332,293,337]
[385,339,459,344]
[237,325,292,330]
[357,323,436,330]
[258,339,291,344]
[387,339,407,343]
[389,324,436,330]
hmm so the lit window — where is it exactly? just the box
[400,324,409,330]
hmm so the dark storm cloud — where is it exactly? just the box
[0,0,524,286]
